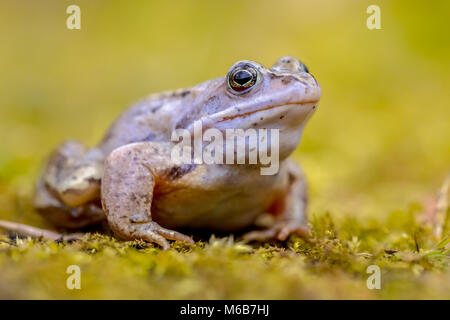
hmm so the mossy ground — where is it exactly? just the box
[0,0,449,299]
[0,187,448,299]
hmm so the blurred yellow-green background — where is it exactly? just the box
[0,0,449,299]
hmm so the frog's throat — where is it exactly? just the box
[215,100,318,123]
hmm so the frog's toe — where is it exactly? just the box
[129,221,194,250]
[155,226,195,245]
[275,223,310,241]
[144,231,171,250]
[242,221,310,242]
[242,228,278,242]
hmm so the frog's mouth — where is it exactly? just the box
[215,100,318,123]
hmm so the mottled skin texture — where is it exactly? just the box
[30,56,321,249]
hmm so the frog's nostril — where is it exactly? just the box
[271,56,308,74]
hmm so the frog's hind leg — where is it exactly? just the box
[33,140,106,229]
[0,220,84,241]
[243,160,310,242]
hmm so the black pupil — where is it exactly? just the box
[233,70,252,86]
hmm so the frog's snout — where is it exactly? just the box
[270,56,308,74]
[270,56,320,102]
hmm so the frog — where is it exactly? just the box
[0,56,320,250]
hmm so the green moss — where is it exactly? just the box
[0,207,448,299]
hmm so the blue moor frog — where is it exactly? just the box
[0,56,320,249]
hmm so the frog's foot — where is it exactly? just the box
[242,220,310,242]
[34,140,106,229]
[41,140,104,207]
[244,160,311,242]
[34,171,105,229]
[124,221,194,250]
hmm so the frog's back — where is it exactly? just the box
[97,76,227,156]
[97,92,185,155]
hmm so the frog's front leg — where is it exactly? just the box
[101,142,194,250]
[243,160,310,242]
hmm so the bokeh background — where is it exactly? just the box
[0,0,449,299]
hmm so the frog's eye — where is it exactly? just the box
[227,65,258,94]
[298,62,309,73]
